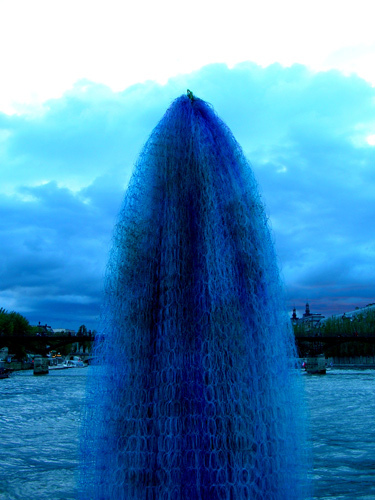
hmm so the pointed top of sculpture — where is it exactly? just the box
[187,89,195,101]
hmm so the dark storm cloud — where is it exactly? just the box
[1,62,375,327]
[0,180,122,328]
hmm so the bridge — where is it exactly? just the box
[0,334,95,355]
[295,335,375,356]
[3,333,374,357]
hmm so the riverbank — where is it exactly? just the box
[5,356,375,372]
[327,355,375,368]
[2,361,33,371]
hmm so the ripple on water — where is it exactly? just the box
[1,367,375,499]
[0,369,88,500]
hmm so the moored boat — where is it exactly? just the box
[0,367,10,379]
[48,356,68,370]
[33,355,49,375]
[305,354,326,374]
[63,356,87,368]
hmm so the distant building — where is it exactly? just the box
[291,302,325,329]
[53,328,76,336]
[328,303,375,321]
[33,322,54,334]
[292,301,375,330]
[291,307,299,325]
[31,324,77,336]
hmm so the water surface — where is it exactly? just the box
[1,368,375,499]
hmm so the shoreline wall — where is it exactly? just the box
[327,356,375,367]
[5,361,33,371]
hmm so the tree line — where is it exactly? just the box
[0,307,92,337]
[0,307,92,359]
[0,308,31,336]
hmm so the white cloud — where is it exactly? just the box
[1,62,375,326]
[1,0,375,113]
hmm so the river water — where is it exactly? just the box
[1,367,374,500]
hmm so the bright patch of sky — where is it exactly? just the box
[1,0,375,114]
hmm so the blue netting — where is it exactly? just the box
[80,94,309,499]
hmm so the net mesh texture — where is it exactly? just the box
[80,94,309,500]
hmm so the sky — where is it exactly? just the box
[1,0,375,330]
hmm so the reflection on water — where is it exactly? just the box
[1,368,375,499]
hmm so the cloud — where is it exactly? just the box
[0,179,124,328]
[1,62,375,328]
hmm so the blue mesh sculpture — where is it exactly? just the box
[80,93,308,500]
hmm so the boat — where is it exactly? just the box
[48,355,68,370]
[305,354,327,374]
[0,367,10,379]
[33,355,49,375]
[0,360,10,378]
[63,356,87,368]
[48,362,69,370]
